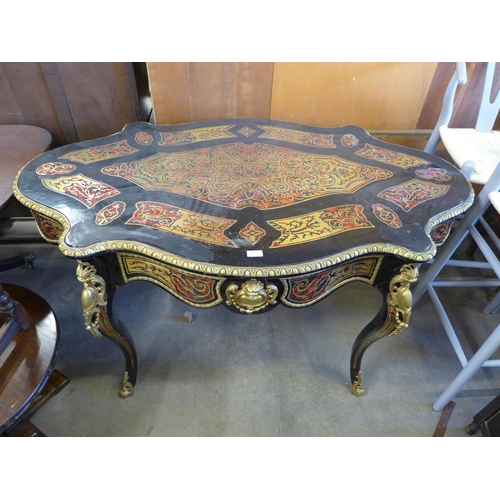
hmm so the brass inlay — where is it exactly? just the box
[269,204,374,248]
[76,261,107,337]
[118,253,225,307]
[258,125,336,148]
[355,144,429,169]
[13,169,474,278]
[388,263,419,337]
[225,279,278,314]
[158,125,236,145]
[59,139,138,164]
[281,256,383,307]
[352,371,364,396]
[100,143,392,210]
[126,201,237,247]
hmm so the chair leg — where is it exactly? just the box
[0,252,36,272]
[413,160,500,305]
[433,322,500,412]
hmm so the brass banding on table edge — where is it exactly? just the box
[13,171,474,278]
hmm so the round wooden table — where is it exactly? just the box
[0,284,68,437]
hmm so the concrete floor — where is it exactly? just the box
[1,220,500,437]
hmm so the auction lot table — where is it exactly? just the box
[14,119,473,397]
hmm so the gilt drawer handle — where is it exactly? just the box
[225,279,278,314]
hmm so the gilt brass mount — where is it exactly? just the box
[352,371,364,396]
[225,279,279,314]
[120,371,135,398]
[76,260,107,337]
[388,263,418,336]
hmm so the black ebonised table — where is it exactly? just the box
[13,119,473,397]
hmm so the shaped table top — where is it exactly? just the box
[14,119,473,276]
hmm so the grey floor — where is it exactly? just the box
[1,219,500,437]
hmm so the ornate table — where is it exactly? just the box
[13,119,473,398]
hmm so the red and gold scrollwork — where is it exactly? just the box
[415,167,452,182]
[59,140,138,164]
[377,179,450,212]
[32,211,64,242]
[36,162,76,176]
[372,203,403,228]
[118,253,224,307]
[258,126,336,148]
[238,221,266,245]
[158,125,236,145]
[135,132,153,146]
[101,143,392,210]
[355,144,430,169]
[268,204,374,248]
[126,201,237,247]
[42,174,120,208]
[95,201,126,225]
[281,256,382,306]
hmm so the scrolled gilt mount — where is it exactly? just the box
[387,263,418,337]
[76,260,107,337]
[225,279,279,314]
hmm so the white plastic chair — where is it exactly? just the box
[412,62,500,411]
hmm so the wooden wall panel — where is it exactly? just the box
[0,62,141,148]
[0,63,65,145]
[148,62,274,124]
[269,62,438,129]
[56,62,140,142]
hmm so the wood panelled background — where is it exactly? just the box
[0,62,142,147]
[147,62,274,124]
[269,62,438,129]
[1,62,498,150]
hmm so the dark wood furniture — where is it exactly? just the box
[465,393,500,436]
[13,119,474,398]
[0,125,52,269]
[0,284,69,437]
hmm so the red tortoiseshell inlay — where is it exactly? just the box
[269,204,374,248]
[238,221,266,245]
[377,179,450,212]
[32,212,64,241]
[158,125,236,145]
[430,219,454,246]
[36,162,76,176]
[355,144,430,169]
[415,167,452,182]
[126,201,237,247]
[282,256,382,306]
[42,174,120,208]
[135,132,153,146]
[258,126,336,148]
[101,142,393,210]
[119,253,223,306]
[372,203,403,228]
[95,201,127,225]
[59,140,138,164]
